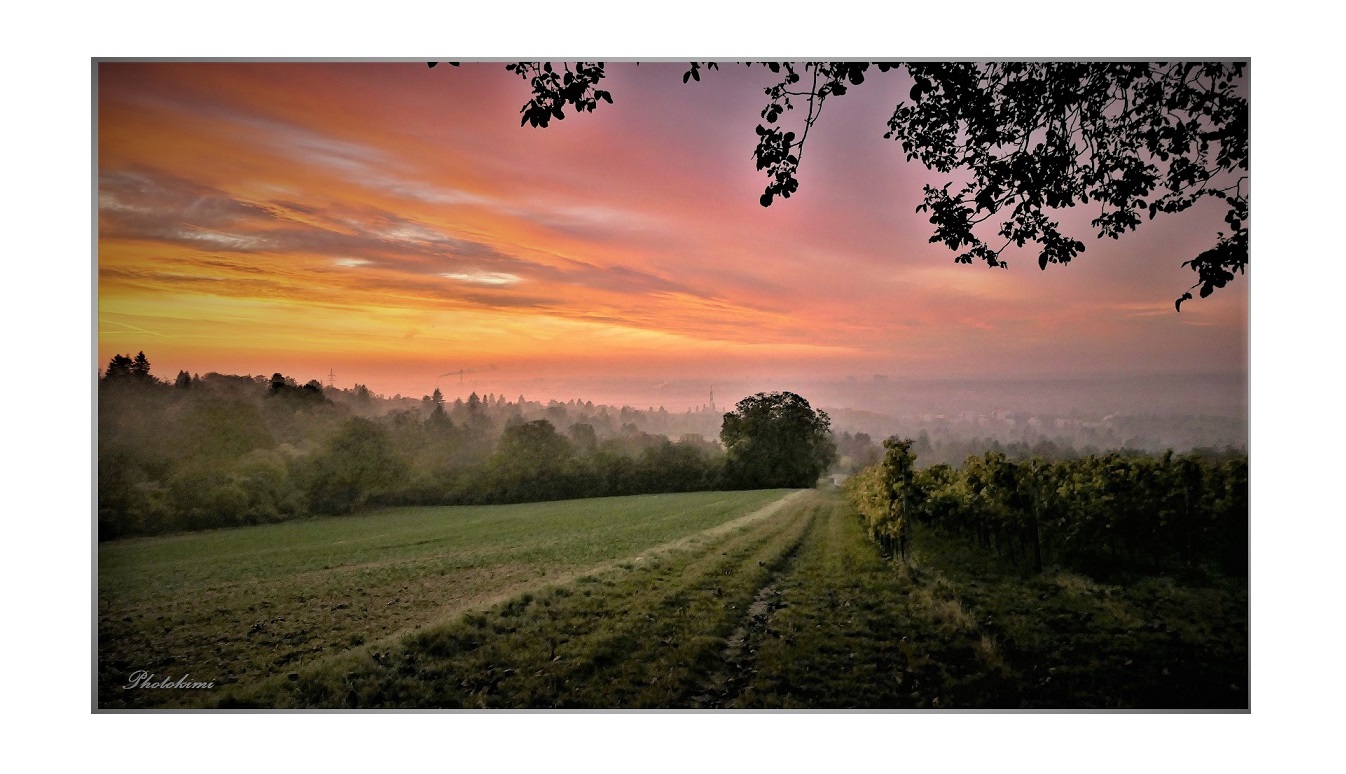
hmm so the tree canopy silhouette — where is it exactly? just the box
[102,351,154,382]
[720,391,836,489]
[431,61,1248,310]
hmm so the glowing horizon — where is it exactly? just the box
[97,62,1249,404]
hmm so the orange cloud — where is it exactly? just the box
[97,62,1248,399]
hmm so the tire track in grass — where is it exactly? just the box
[735,494,901,707]
[358,488,815,662]
[689,501,823,708]
[529,499,817,708]
[719,496,893,708]
[214,491,818,708]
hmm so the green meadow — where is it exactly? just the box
[98,489,792,708]
[99,487,1245,709]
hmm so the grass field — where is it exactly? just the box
[99,487,1247,709]
[97,489,794,708]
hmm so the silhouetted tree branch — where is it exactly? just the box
[505,61,612,127]
[431,61,1248,309]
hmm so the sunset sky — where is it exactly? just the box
[96,61,1249,406]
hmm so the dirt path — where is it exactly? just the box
[698,497,833,707]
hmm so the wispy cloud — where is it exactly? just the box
[97,167,772,340]
[440,271,521,286]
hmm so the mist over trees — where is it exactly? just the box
[98,354,1246,550]
[99,354,760,538]
[829,425,1246,476]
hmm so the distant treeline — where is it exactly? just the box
[98,356,735,539]
[845,439,1248,578]
[99,355,836,539]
